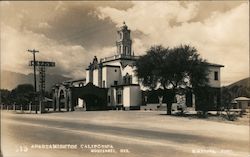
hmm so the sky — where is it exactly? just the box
[0,1,249,86]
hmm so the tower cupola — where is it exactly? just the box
[116,22,132,56]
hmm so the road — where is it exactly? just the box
[1,111,249,157]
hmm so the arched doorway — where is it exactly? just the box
[66,95,70,111]
[71,83,108,111]
[53,95,57,111]
[59,89,66,111]
[79,94,105,111]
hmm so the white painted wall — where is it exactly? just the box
[93,69,99,87]
[102,59,135,66]
[121,65,138,84]
[123,87,130,107]
[131,69,139,84]
[129,86,142,106]
[112,88,117,105]
[78,98,83,107]
[123,86,141,107]
[86,70,89,83]
[102,67,107,87]
[86,70,92,84]
[207,66,221,88]
[102,60,121,66]
[102,66,121,88]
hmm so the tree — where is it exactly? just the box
[0,89,11,105]
[221,87,238,120]
[10,84,34,107]
[136,45,209,115]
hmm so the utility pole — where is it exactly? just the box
[29,61,55,113]
[28,49,39,114]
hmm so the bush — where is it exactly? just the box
[197,111,208,118]
[226,112,237,121]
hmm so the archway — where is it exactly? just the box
[53,95,57,111]
[66,95,70,111]
[78,94,105,111]
[70,82,108,111]
[58,89,66,111]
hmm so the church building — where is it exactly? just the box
[86,22,141,110]
[52,22,224,112]
[85,22,224,110]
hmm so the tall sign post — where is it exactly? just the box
[29,61,55,113]
[27,49,39,114]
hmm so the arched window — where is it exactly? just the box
[125,46,127,55]
[128,76,131,84]
[123,73,132,84]
[123,77,126,84]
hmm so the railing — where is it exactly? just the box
[100,54,139,62]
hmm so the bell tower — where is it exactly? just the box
[116,22,132,56]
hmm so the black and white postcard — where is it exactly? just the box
[1,1,249,157]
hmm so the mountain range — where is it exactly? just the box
[1,70,249,93]
[0,70,71,91]
[223,77,250,98]
[226,77,250,88]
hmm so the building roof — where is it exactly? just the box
[207,62,224,67]
[100,54,139,63]
[44,97,53,102]
[102,65,120,68]
[63,78,86,83]
[234,97,250,101]
[230,100,238,104]
[111,84,140,88]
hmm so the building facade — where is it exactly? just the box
[53,22,224,111]
[86,22,141,110]
[85,22,224,110]
[233,97,250,110]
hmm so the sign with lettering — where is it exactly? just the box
[29,61,55,67]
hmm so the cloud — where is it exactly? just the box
[38,22,52,29]
[0,1,10,6]
[96,2,199,33]
[54,1,67,12]
[1,1,248,85]
[96,1,249,85]
[0,22,121,80]
[0,24,90,79]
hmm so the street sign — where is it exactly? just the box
[28,60,56,105]
[29,61,55,67]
